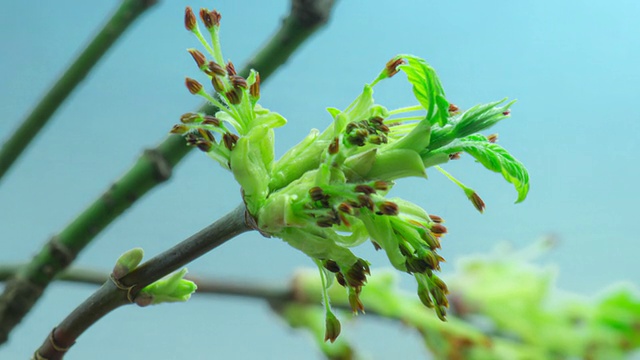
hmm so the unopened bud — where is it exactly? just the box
[211,75,225,93]
[377,201,399,216]
[309,186,326,201]
[112,247,144,279]
[197,128,215,142]
[354,184,376,195]
[201,115,221,127]
[229,75,247,89]
[430,223,447,235]
[188,48,207,69]
[428,214,443,223]
[170,124,189,134]
[225,88,242,105]
[226,61,237,76]
[449,152,461,160]
[184,7,197,31]
[468,191,485,213]
[180,112,200,124]
[385,57,406,78]
[348,290,365,314]
[222,132,239,150]
[323,260,340,273]
[448,103,459,113]
[487,133,498,143]
[199,8,215,29]
[372,181,390,191]
[328,137,339,155]
[195,140,212,152]
[206,61,227,76]
[324,311,341,343]
[337,202,353,214]
[185,77,203,94]
[250,72,261,98]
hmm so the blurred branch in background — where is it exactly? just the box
[2,241,637,359]
[0,0,337,345]
[0,0,158,183]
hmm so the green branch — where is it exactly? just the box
[34,203,251,360]
[0,0,157,183]
[0,0,337,345]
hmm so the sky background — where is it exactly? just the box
[1,0,639,358]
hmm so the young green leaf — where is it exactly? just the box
[397,55,447,126]
[434,134,529,203]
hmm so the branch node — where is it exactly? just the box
[109,274,136,303]
[49,328,72,352]
[143,148,172,182]
[47,236,76,269]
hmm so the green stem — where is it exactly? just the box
[0,0,157,183]
[0,0,338,345]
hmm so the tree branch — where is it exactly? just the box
[34,203,251,360]
[0,0,337,345]
[0,0,157,183]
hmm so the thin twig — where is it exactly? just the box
[34,203,251,360]
[0,0,157,183]
[0,0,337,345]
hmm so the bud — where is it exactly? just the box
[309,186,326,201]
[372,180,390,191]
[225,88,242,105]
[138,268,198,305]
[328,137,339,155]
[180,112,200,124]
[199,8,217,29]
[430,223,447,235]
[323,260,340,273]
[337,202,353,214]
[448,103,459,113]
[336,272,346,287]
[195,139,212,152]
[226,61,237,76]
[354,184,375,195]
[170,124,189,135]
[250,72,261,99]
[185,77,203,94]
[431,275,449,294]
[222,132,239,150]
[324,311,341,343]
[348,289,365,314]
[487,133,498,143]
[468,191,485,213]
[229,75,248,89]
[201,115,221,127]
[211,75,225,93]
[377,201,399,216]
[428,214,443,223]
[206,61,227,76]
[385,57,406,78]
[417,282,434,308]
[184,7,197,31]
[197,128,215,142]
[112,247,144,279]
[448,152,461,160]
[187,48,207,69]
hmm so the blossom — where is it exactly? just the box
[172,7,529,340]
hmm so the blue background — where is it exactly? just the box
[1,0,639,358]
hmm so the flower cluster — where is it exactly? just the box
[173,6,529,342]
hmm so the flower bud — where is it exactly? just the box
[187,48,207,69]
[206,61,227,76]
[348,289,365,314]
[170,124,189,135]
[184,7,197,31]
[250,73,260,99]
[324,311,341,343]
[385,57,406,78]
[226,61,237,76]
[185,77,203,94]
[180,112,200,124]
[222,132,239,150]
[201,115,221,127]
[211,75,225,93]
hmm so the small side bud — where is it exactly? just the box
[354,184,376,195]
[138,268,198,305]
[225,88,242,105]
[487,133,498,143]
[180,112,200,124]
[201,115,221,127]
[112,247,144,280]
[324,311,341,343]
[430,223,447,235]
[428,214,444,223]
[448,103,460,113]
[206,61,227,76]
[184,7,197,31]
[185,77,203,94]
[323,260,340,273]
[188,48,207,69]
